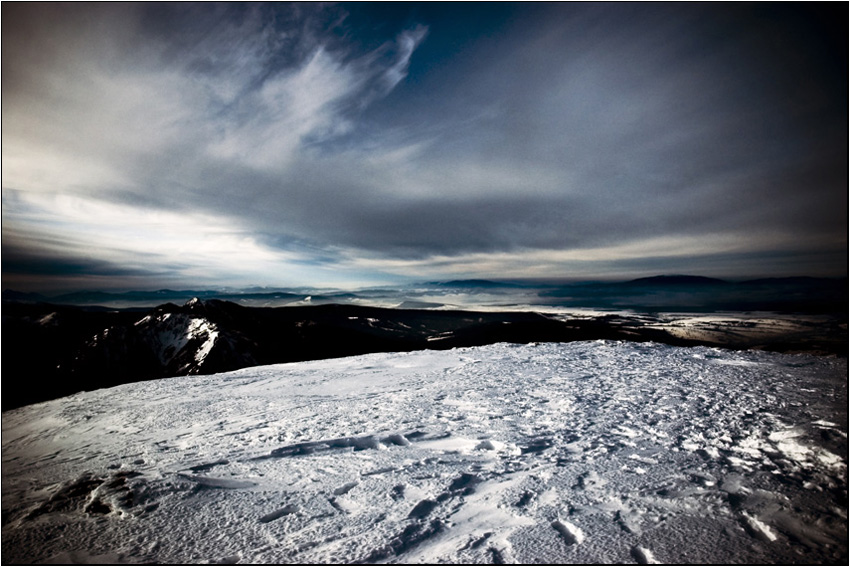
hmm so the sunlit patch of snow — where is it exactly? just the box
[134,315,152,326]
[742,511,778,541]
[37,312,59,326]
[187,318,219,364]
[708,358,765,367]
[613,425,641,438]
[426,331,454,342]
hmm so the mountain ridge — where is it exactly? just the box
[619,275,729,287]
[5,275,846,309]
[3,296,846,410]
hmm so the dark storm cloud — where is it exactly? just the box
[198,3,846,254]
[2,242,157,278]
[0,231,183,293]
[2,3,846,290]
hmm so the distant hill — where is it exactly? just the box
[740,276,847,286]
[3,288,307,307]
[396,300,445,309]
[1,290,49,303]
[620,275,729,287]
[538,275,846,313]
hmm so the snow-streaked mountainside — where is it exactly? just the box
[126,302,256,376]
[2,342,847,564]
[4,297,846,411]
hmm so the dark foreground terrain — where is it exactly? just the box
[3,296,847,410]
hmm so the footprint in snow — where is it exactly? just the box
[552,518,585,545]
[448,472,482,494]
[489,546,507,564]
[615,510,641,535]
[182,475,256,489]
[258,504,298,524]
[408,499,439,519]
[575,470,607,491]
[333,481,358,496]
[515,490,535,508]
[390,484,406,501]
[631,545,660,565]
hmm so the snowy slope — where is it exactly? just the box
[2,341,846,564]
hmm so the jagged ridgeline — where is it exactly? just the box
[4,284,848,410]
[1,298,701,410]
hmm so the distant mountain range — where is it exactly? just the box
[535,276,847,312]
[617,275,729,287]
[428,279,531,289]
[1,288,347,307]
[3,275,846,313]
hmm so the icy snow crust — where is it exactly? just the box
[2,341,847,564]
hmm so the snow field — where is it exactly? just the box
[1,341,847,564]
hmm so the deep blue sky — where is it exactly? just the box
[2,2,847,292]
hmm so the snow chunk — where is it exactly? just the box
[742,511,778,541]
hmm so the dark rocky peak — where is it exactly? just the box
[180,297,248,327]
[150,302,181,315]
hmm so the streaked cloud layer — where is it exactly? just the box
[2,3,846,291]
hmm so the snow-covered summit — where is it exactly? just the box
[133,310,219,373]
[2,341,846,564]
[65,302,259,382]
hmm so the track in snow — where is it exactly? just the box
[2,341,847,564]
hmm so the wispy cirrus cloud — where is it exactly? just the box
[2,3,431,289]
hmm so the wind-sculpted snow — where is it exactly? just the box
[2,342,846,564]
